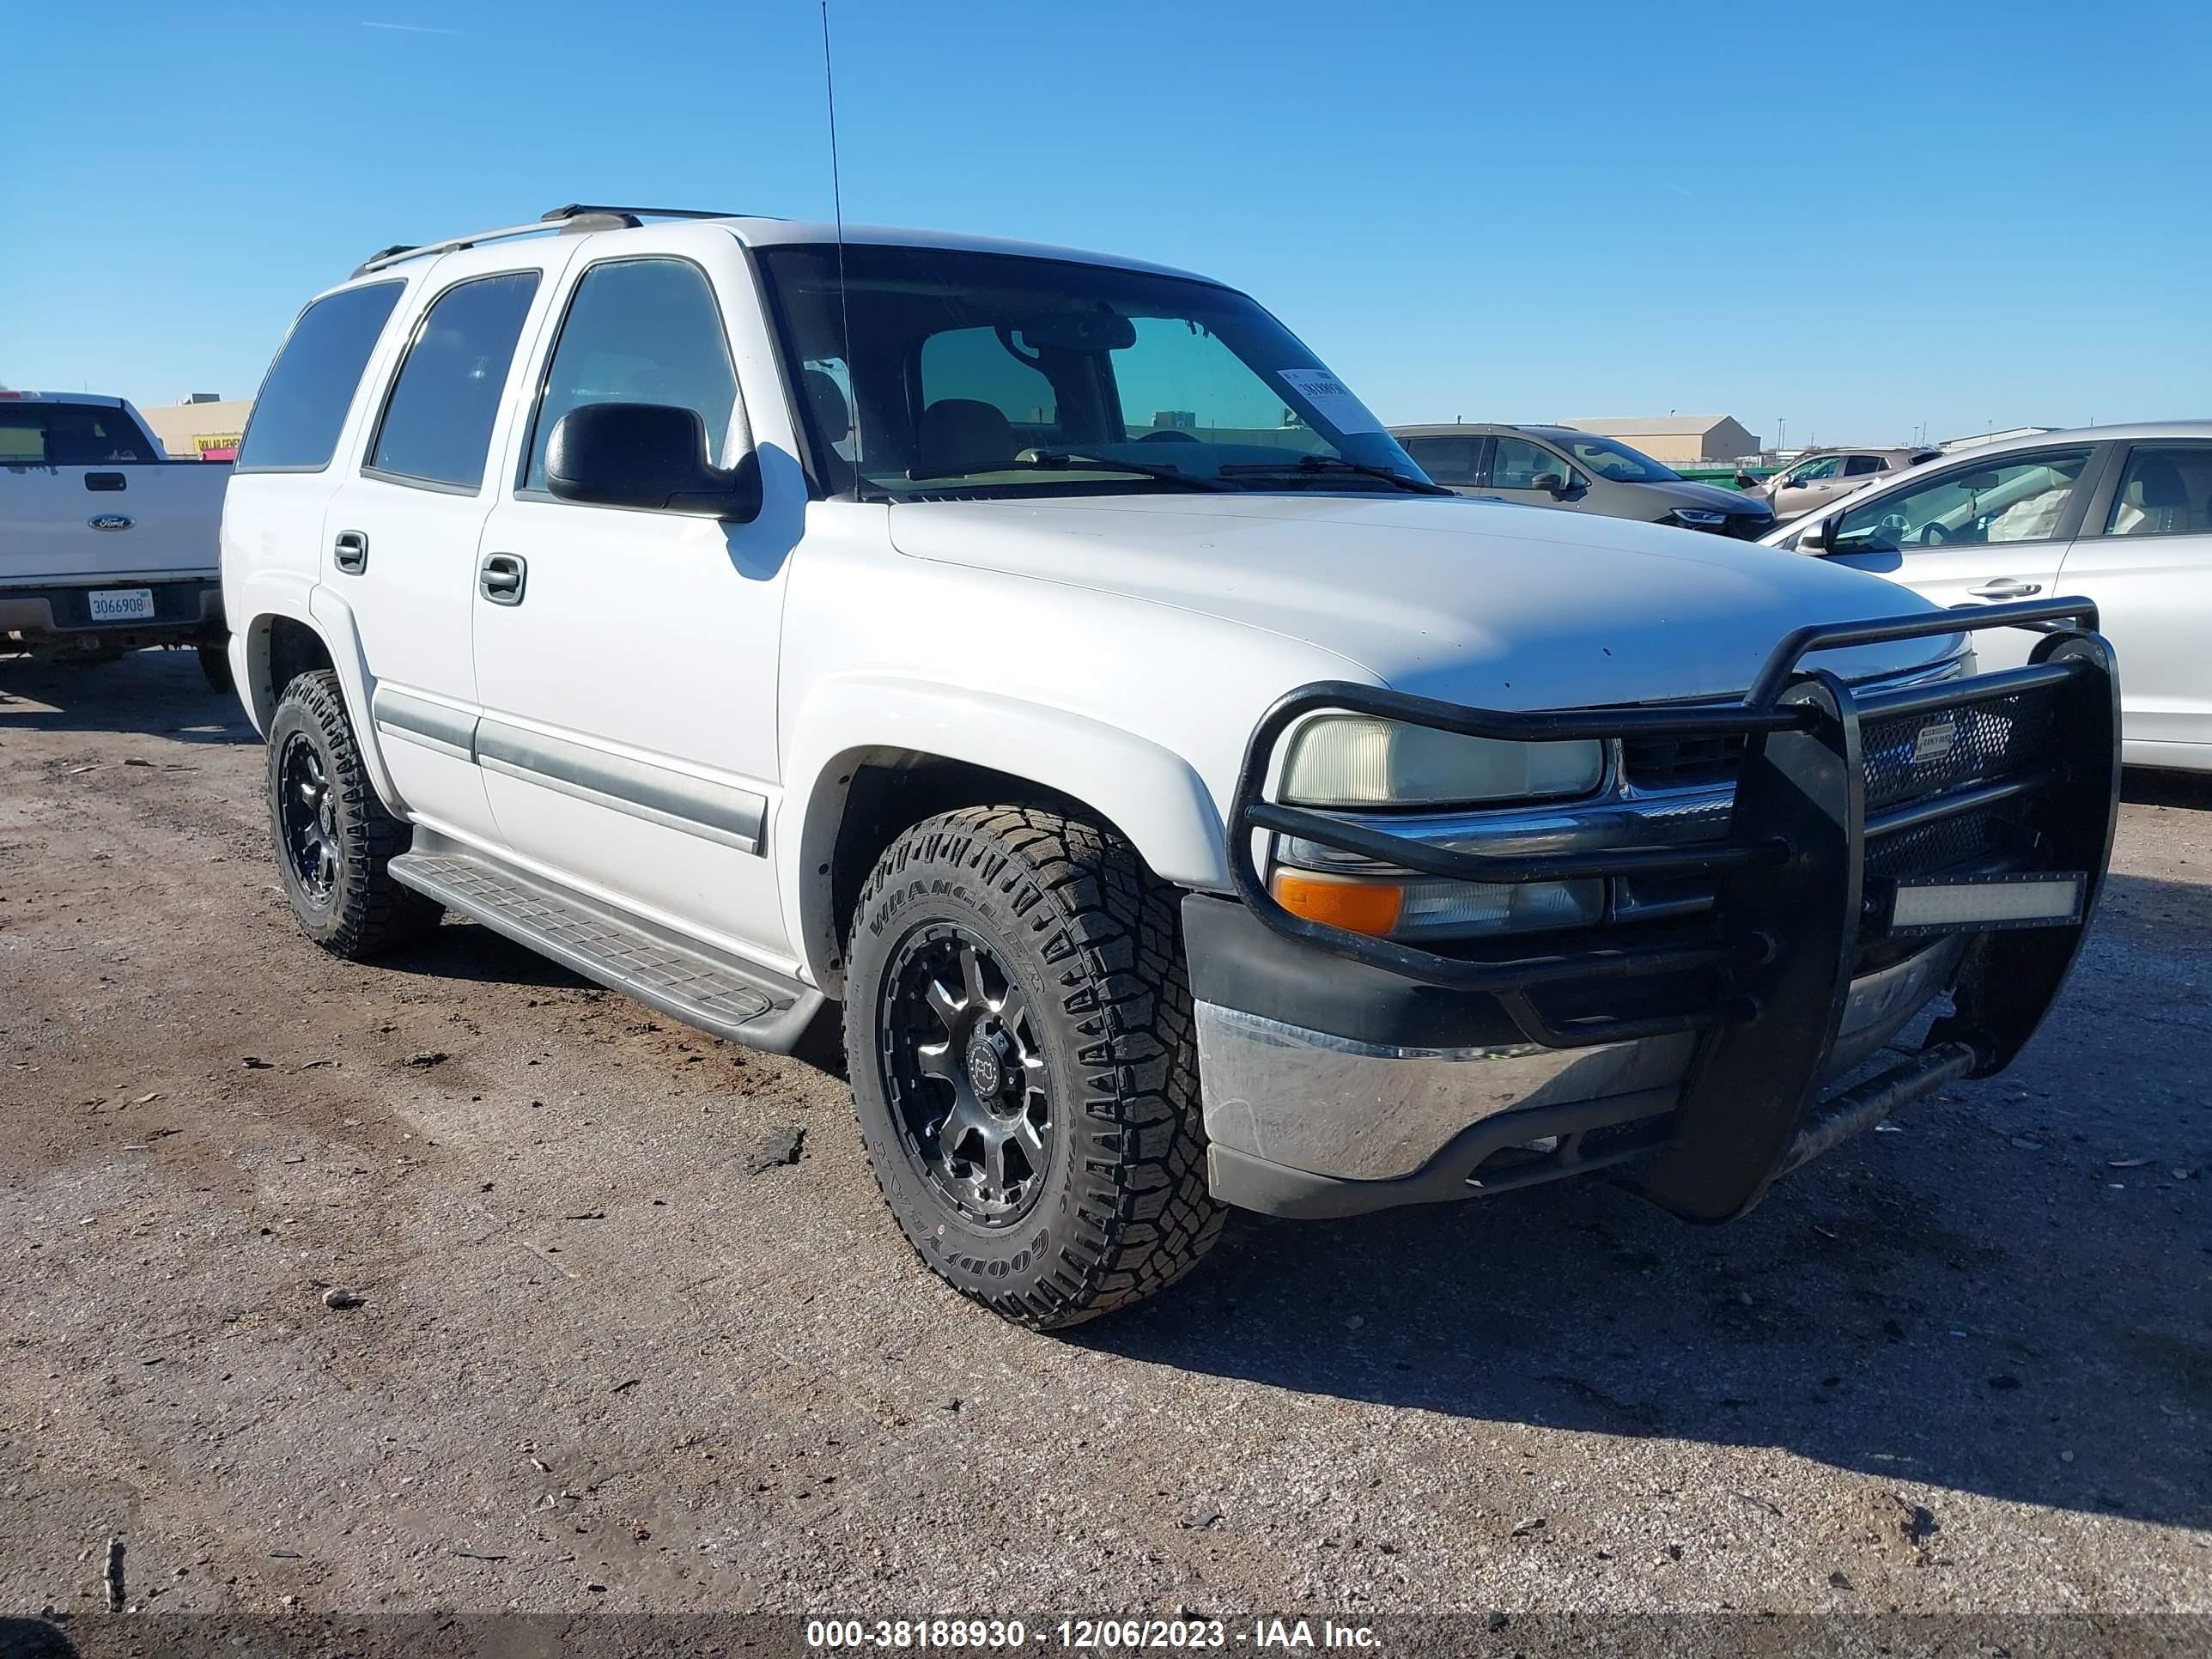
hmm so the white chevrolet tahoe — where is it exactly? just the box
[220,204,2122,1328]
[3,389,231,682]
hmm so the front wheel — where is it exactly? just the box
[844,805,1224,1329]
[264,670,441,959]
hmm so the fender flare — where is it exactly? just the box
[781,675,1231,994]
[234,573,407,817]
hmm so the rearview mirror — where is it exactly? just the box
[545,402,762,520]
[1954,471,2000,495]
[1016,310,1138,353]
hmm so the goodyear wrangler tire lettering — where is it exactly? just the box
[843,805,1224,1330]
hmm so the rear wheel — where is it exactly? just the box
[844,805,1224,1329]
[264,670,441,959]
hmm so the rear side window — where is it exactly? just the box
[523,258,739,491]
[235,283,404,472]
[368,271,540,490]
[1399,435,1480,485]
[0,403,161,465]
[2102,445,2212,538]
[1843,453,1886,477]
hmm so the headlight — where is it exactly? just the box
[1279,715,1603,808]
[1668,508,1729,528]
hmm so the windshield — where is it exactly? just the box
[755,244,1430,500]
[1529,429,1680,484]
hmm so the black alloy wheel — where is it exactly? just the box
[278,730,342,903]
[880,925,1054,1224]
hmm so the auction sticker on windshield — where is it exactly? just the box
[1276,368,1383,435]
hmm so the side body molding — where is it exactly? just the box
[782,676,1231,994]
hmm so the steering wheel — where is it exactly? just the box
[1918,520,1951,545]
[1136,429,1199,444]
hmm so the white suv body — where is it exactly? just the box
[221,206,2121,1328]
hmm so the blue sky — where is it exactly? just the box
[3,0,2206,447]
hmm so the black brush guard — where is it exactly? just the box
[1226,599,2121,1222]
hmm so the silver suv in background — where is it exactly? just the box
[1392,422,1775,538]
[1743,447,1940,524]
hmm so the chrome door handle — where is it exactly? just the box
[332,530,368,574]
[479,552,527,605]
[1968,578,2042,599]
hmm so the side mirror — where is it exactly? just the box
[545,402,761,520]
[1797,518,1830,552]
[1530,471,1570,495]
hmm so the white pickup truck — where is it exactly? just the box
[1,390,231,683]
[220,204,2121,1329]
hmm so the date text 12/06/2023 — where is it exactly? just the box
[804,1619,1383,1650]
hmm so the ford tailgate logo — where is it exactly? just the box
[88,514,134,532]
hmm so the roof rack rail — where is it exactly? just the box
[352,203,754,278]
[538,203,749,223]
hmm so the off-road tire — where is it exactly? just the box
[198,643,234,694]
[264,669,441,959]
[845,805,1225,1329]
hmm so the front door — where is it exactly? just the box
[471,240,800,965]
[1818,442,2102,671]
[2056,440,2212,756]
[322,246,572,845]
[1482,434,1584,511]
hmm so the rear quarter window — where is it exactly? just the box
[235,282,405,473]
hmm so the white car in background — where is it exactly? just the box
[1,390,233,684]
[1760,422,2212,773]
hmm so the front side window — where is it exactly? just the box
[1399,435,1480,484]
[1541,432,1677,483]
[525,258,741,491]
[1786,453,1844,484]
[1832,448,2092,554]
[1490,436,1569,489]
[2102,446,2212,538]
[0,402,161,465]
[368,270,540,490]
[235,282,403,472]
[755,242,1426,500]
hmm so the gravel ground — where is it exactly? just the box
[3,650,2209,1626]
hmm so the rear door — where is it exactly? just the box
[1818,442,2102,670]
[1395,434,1484,494]
[2055,439,2212,757]
[320,243,576,846]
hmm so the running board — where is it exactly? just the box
[387,842,826,1055]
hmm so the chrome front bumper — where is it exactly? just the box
[1195,936,1962,1212]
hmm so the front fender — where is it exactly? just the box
[781,675,1231,993]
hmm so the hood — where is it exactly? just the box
[887,493,1963,708]
[1645,477,1771,516]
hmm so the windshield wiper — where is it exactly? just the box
[1215,454,1455,495]
[904,452,1234,491]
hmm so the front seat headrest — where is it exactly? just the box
[915,398,1017,478]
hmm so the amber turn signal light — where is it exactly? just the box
[1268,869,1405,938]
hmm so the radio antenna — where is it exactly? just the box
[820,0,860,501]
